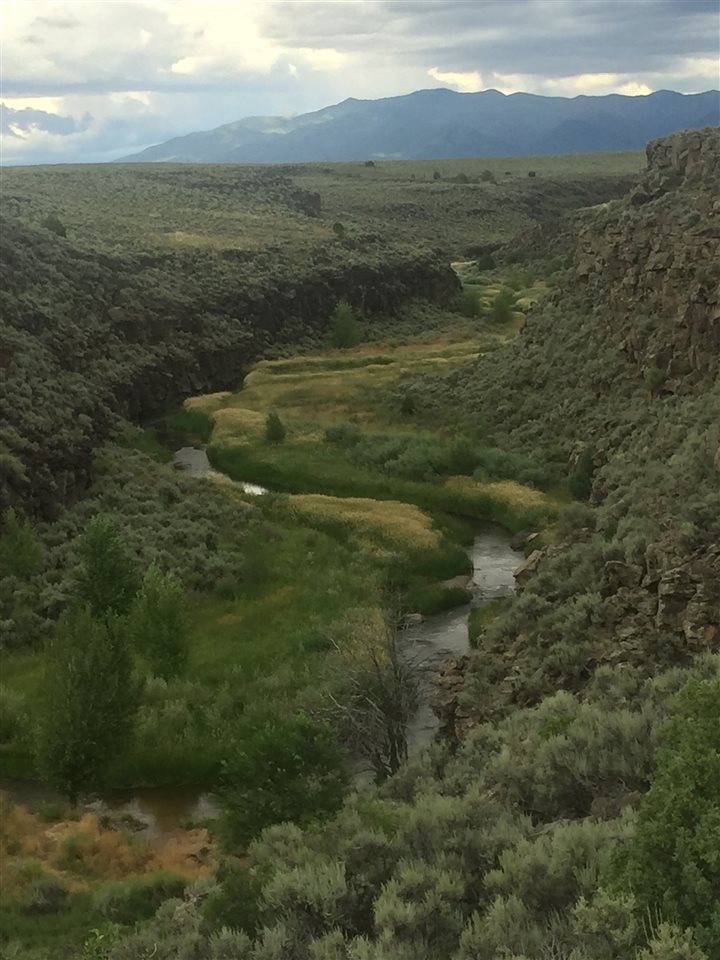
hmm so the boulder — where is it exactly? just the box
[513,549,544,585]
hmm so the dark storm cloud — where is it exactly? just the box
[260,0,720,77]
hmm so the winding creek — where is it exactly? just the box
[1,447,522,837]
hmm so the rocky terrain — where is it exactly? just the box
[431,126,720,737]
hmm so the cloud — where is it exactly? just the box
[427,69,485,94]
[1,0,718,163]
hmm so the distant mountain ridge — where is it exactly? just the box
[121,87,720,164]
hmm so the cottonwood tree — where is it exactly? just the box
[330,300,361,349]
[37,605,138,804]
[130,563,187,679]
[75,515,140,619]
[0,508,44,579]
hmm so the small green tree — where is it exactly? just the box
[220,716,347,852]
[265,410,286,444]
[75,516,140,619]
[41,214,67,237]
[0,508,44,579]
[491,289,515,324]
[130,564,187,679]
[619,678,720,953]
[481,169,497,183]
[37,606,138,803]
[330,301,361,349]
[569,448,595,500]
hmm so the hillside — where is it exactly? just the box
[121,87,720,164]
[0,130,718,959]
[0,153,636,519]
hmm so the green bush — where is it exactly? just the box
[220,716,348,852]
[618,678,720,953]
[264,411,286,444]
[92,872,185,924]
[330,301,362,349]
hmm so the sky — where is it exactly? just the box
[1,0,719,164]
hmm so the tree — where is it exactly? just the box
[41,214,67,237]
[330,300,361,349]
[0,508,44,579]
[619,678,720,953]
[37,606,138,804]
[130,563,187,678]
[569,447,595,500]
[75,516,140,619]
[265,410,286,444]
[326,617,420,782]
[220,716,347,851]
[491,289,515,325]
[481,169,497,183]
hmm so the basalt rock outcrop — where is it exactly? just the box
[574,126,720,383]
[432,127,720,736]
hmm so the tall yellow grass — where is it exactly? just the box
[286,494,441,554]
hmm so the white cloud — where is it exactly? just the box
[427,68,485,93]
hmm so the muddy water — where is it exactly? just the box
[2,449,520,835]
[0,778,219,840]
[173,446,267,495]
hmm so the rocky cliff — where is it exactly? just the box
[575,126,720,382]
[432,127,720,739]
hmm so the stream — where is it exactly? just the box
[1,447,521,837]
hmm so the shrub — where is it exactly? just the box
[41,214,67,237]
[324,422,362,446]
[490,289,515,325]
[645,366,667,393]
[528,170,537,178]
[618,678,720,952]
[461,289,482,317]
[0,508,44,579]
[93,871,186,924]
[569,448,595,500]
[475,251,495,271]
[0,684,27,744]
[21,875,71,915]
[220,717,348,852]
[481,170,496,183]
[265,411,286,444]
[433,171,441,181]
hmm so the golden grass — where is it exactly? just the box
[286,494,441,554]
[0,793,215,901]
[211,406,266,443]
[444,476,549,509]
[184,391,232,415]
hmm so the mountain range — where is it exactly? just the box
[121,87,720,164]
